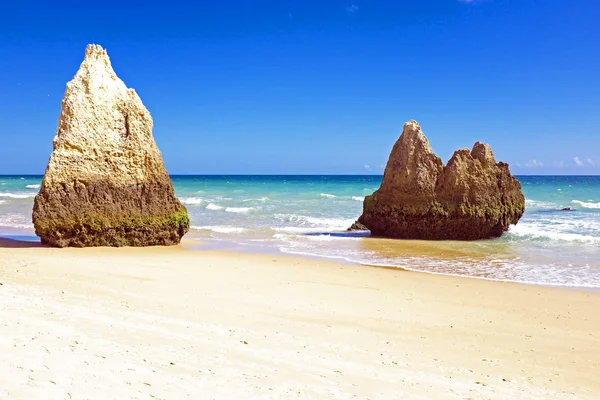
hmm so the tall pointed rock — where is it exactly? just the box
[33,44,189,247]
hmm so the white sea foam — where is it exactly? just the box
[352,196,365,201]
[274,232,358,242]
[273,214,355,233]
[243,197,270,202]
[225,207,257,214]
[0,200,5,204]
[26,184,41,189]
[278,239,600,288]
[275,213,349,226]
[543,217,600,232]
[274,226,334,234]
[204,203,258,213]
[507,224,600,244]
[320,193,336,198]
[572,200,600,209]
[0,193,36,199]
[0,214,34,229]
[179,197,204,205]
[192,226,246,233]
[524,199,557,209]
[305,235,338,241]
[1,223,34,229]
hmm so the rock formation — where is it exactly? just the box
[33,44,189,247]
[347,220,369,231]
[358,120,525,240]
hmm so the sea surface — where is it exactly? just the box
[1,175,599,288]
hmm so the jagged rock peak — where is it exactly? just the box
[470,141,496,167]
[379,120,444,200]
[74,44,122,83]
[86,43,107,57]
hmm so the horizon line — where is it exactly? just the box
[1,173,599,177]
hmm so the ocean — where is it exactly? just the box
[1,175,599,288]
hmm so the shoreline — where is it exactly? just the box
[1,241,599,398]
[2,232,600,292]
[184,237,600,292]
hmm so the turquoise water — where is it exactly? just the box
[1,175,599,288]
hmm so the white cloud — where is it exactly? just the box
[573,156,584,167]
[364,164,371,170]
[524,159,543,168]
[586,158,596,166]
[346,4,359,14]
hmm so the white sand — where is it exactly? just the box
[1,240,599,399]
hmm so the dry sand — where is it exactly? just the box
[0,238,599,399]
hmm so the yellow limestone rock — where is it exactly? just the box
[33,44,189,247]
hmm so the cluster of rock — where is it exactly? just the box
[33,45,189,247]
[356,120,525,240]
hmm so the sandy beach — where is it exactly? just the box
[0,239,598,399]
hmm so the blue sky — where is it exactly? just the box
[0,0,598,174]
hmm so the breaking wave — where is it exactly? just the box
[225,207,258,214]
[179,197,204,205]
[273,214,354,233]
[506,224,600,244]
[0,193,36,199]
[572,200,600,209]
[191,226,246,234]
[243,197,270,202]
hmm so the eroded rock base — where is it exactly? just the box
[34,180,189,247]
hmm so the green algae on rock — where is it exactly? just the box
[32,44,189,247]
[358,120,525,240]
